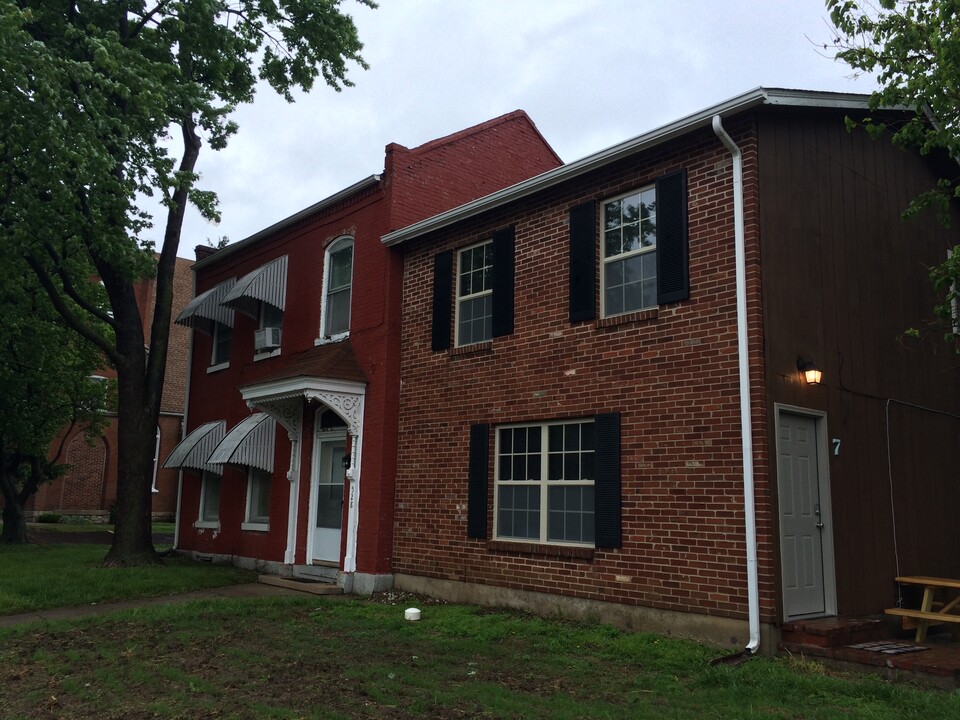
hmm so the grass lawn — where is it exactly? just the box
[1,597,958,719]
[0,543,254,615]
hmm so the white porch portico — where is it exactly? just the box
[240,375,366,574]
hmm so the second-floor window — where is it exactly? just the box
[457,241,493,346]
[211,322,232,367]
[602,186,657,317]
[322,237,353,339]
[256,302,283,354]
[568,169,687,324]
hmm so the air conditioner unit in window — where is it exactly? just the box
[254,326,282,351]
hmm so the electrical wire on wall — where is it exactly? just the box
[836,352,960,607]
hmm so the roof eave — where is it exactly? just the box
[194,175,381,272]
[381,87,877,247]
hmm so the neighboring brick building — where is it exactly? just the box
[31,256,194,522]
[383,89,960,651]
[165,112,562,593]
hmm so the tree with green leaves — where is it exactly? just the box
[0,0,372,564]
[0,259,112,544]
[828,0,960,350]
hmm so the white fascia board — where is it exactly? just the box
[240,376,367,404]
[381,87,875,247]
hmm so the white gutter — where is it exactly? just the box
[712,115,760,654]
[382,88,875,247]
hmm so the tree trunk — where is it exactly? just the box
[102,367,159,566]
[0,468,28,544]
[102,293,161,566]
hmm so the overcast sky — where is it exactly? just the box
[162,0,878,257]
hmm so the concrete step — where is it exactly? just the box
[258,574,342,595]
[781,616,886,648]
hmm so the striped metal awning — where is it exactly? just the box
[207,413,276,472]
[221,256,287,319]
[175,279,236,335]
[163,421,226,473]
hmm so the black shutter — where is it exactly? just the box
[656,169,689,304]
[568,200,597,322]
[491,226,515,337]
[431,250,453,351]
[594,412,621,548]
[467,423,490,539]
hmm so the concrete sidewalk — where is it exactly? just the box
[0,582,318,629]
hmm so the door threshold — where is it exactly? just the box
[310,560,339,568]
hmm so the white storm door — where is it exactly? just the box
[312,435,346,564]
[778,412,827,619]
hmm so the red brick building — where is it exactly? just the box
[30,256,194,522]
[383,89,960,651]
[165,112,561,593]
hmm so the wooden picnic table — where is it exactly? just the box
[885,576,960,642]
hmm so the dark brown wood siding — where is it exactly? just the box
[757,108,960,617]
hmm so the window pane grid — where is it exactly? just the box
[457,242,493,346]
[602,186,657,316]
[495,421,595,545]
[323,239,353,337]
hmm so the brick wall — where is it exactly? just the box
[393,117,777,624]
[178,112,563,572]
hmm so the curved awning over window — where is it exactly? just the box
[207,413,276,472]
[163,421,225,473]
[221,256,287,319]
[175,279,236,335]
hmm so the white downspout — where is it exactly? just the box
[712,115,760,654]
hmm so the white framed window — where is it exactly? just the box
[196,470,221,528]
[254,302,283,359]
[456,241,493,346]
[319,237,354,341]
[242,467,271,531]
[494,419,596,545]
[602,185,657,317]
[209,322,232,370]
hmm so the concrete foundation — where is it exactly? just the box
[393,573,780,654]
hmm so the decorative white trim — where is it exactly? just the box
[240,377,366,569]
[319,236,354,340]
[315,332,350,346]
[206,361,230,374]
[241,522,269,532]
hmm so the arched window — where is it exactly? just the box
[320,237,354,340]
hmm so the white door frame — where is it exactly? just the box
[774,403,838,620]
[307,423,347,566]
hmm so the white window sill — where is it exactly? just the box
[241,521,270,532]
[194,520,220,530]
[207,361,230,374]
[315,332,350,346]
[254,348,281,362]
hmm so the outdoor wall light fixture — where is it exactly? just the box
[341,453,351,469]
[797,357,822,385]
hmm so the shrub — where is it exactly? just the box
[36,513,62,524]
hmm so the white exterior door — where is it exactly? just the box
[778,411,833,620]
[311,434,346,564]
